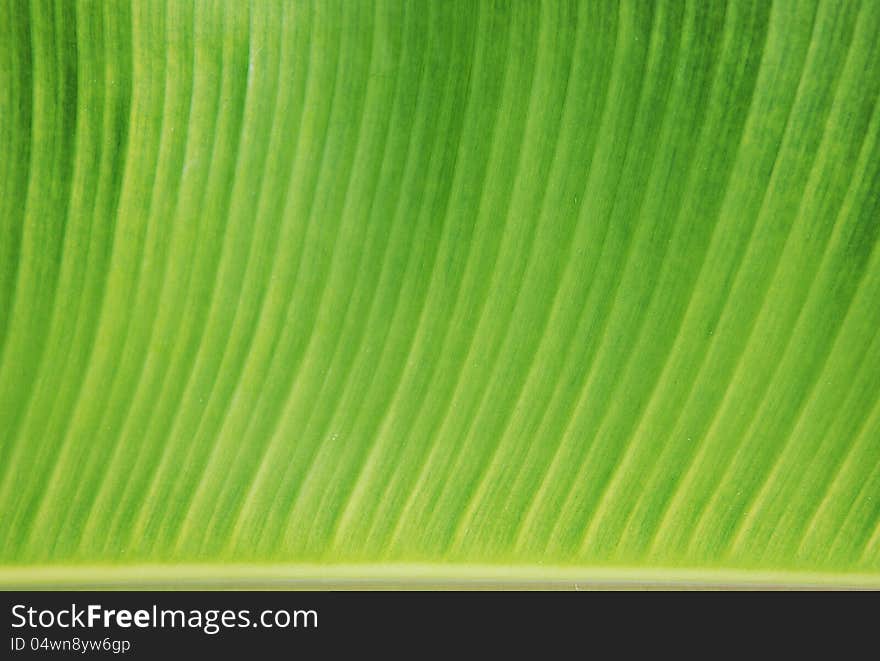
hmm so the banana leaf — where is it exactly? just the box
[1,0,879,588]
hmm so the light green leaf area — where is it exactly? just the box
[1,0,879,587]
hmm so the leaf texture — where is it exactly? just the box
[1,0,879,585]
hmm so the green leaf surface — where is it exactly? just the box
[1,0,879,587]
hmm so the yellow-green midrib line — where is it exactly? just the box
[2,564,880,590]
